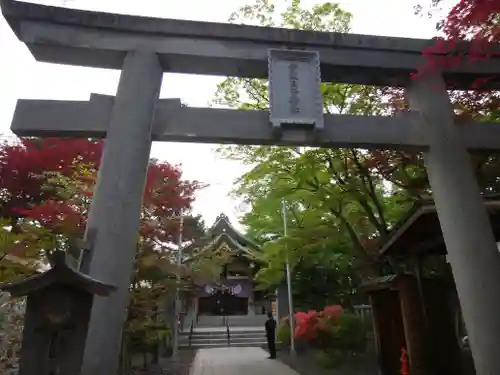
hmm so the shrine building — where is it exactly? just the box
[182,214,275,326]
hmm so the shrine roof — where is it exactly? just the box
[359,273,449,292]
[209,214,259,249]
[185,214,260,260]
[0,251,116,298]
[378,194,500,259]
[358,274,399,292]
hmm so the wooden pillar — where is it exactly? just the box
[370,289,406,375]
[398,276,426,375]
[424,278,464,375]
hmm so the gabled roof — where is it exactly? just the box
[184,213,260,261]
[0,251,116,298]
[378,194,500,259]
[209,213,259,250]
[201,232,256,258]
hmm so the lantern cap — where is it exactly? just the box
[0,250,116,298]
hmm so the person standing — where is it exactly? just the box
[265,311,277,359]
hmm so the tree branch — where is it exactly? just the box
[349,149,389,236]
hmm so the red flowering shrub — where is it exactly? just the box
[323,305,343,322]
[295,310,320,341]
[294,305,365,353]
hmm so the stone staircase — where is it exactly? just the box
[180,315,271,349]
[180,327,268,349]
[193,314,268,328]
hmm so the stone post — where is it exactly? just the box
[81,50,163,375]
[276,284,289,321]
[407,72,500,375]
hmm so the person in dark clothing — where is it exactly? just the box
[265,311,277,359]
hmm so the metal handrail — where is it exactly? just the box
[226,318,230,346]
[188,320,194,348]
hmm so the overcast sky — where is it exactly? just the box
[0,0,451,229]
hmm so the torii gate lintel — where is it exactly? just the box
[10,95,500,153]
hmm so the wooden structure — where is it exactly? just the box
[363,197,500,375]
[362,274,463,375]
[0,251,115,375]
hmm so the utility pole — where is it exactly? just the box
[281,199,295,355]
[172,211,184,360]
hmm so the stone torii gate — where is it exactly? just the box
[2,1,500,374]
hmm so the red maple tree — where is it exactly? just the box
[0,137,102,224]
[0,137,208,358]
[414,0,500,86]
[368,1,500,201]
[0,137,204,262]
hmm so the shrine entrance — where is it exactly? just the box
[198,293,248,316]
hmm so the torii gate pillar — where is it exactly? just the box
[80,51,163,375]
[407,73,500,375]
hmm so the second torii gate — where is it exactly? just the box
[3,1,500,375]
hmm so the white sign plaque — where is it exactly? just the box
[268,49,324,134]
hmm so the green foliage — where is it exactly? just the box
[228,0,352,31]
[334,312,366,352]
[213,1,423,302]
[0,219,49,283]
[314,350,342,369]
[277,317,291,345]
[126,222,224,353]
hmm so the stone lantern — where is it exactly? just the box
[0,251,115,375]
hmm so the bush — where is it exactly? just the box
[314,350,342,369]
[336,312,366,352]
[277,317,291,345]
[294,305,367,354]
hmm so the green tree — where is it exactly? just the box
[214,0,424,295]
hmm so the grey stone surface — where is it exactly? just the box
[190,347,300,375]
[79,51,163,375]
[1,0,499,88]
[268,49,323,134]
[407,72,500,375]
[11,95,500,152]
